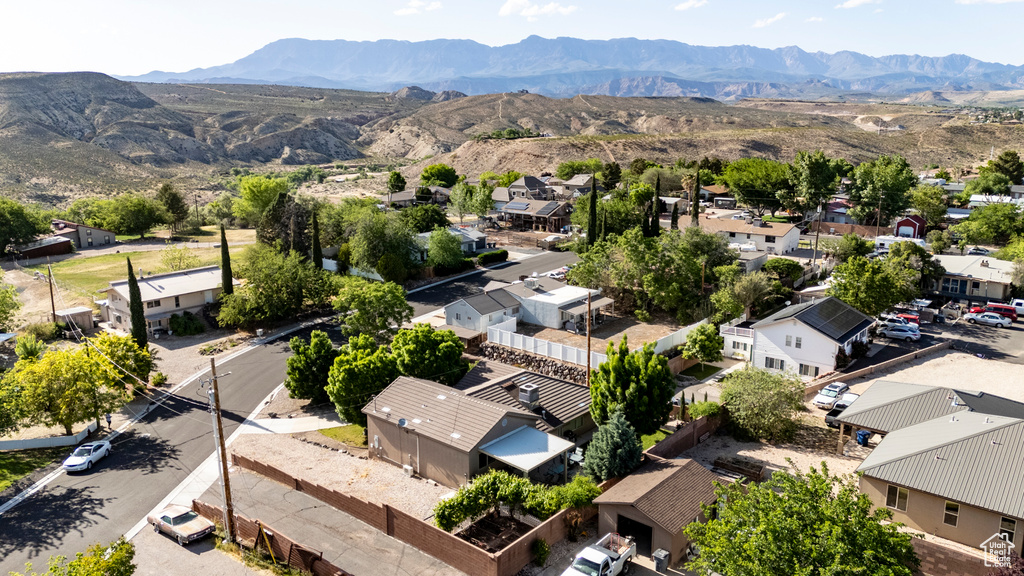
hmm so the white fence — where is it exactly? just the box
[487,319,608,368]
[653,320,706,354]
[0,421,97,451]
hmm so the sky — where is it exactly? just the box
[3,0,1024,76]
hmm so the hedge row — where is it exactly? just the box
[478,249,509,265]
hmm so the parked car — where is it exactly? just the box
[148,504,216,546]
[968,303,1018,322]
[876,315,919,331]
[825,392,861,428]
[62,441,111,472]
[964,312,1013,328]
[1010,298,1024,316]
[967,246,990,255]
[812,382,850,409]
[896,313,920,325]
[880,325,921,342]
[561,533,636,576]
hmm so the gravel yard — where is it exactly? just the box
[230,433,451,520]
[843,349,1024,400]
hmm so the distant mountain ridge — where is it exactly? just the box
[121,36,1024,98]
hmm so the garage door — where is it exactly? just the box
[617,514,654,557]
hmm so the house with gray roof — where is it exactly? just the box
[507,176,551,201]
[742,297,873,380]
[363,376,574,487]
[443,290,522,334]
[497,199,569,232]
[929,254,1014,306]
[444,276,612,332]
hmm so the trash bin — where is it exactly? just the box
[653,548,670,573]
[856,430,872,446]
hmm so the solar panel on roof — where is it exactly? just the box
[797,298,866,341]
[505,201,529,211]
[536,201,560,216]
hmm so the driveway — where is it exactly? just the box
[942,318,1024,364]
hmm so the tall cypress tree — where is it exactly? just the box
[670,202,679,230]
[311,210,323,269]
[587,191,598,246]
[650,177,661,236]
[220,224,233,295]
[126,257,147,349]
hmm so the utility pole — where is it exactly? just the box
[47,260,56,323]
[586,292,592,387]
[812,199,823,267]
[206,358,236,543]
[875,191,883,239]
[194,193,201,228]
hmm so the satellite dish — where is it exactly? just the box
[398,418,408,427]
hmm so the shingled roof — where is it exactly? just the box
[594,458,719,533]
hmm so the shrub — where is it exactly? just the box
[850,340,870,360]
[168,311,205,336]
[835,348,851,369]
[477,249,509,265]
[376,253,407,284]
[688,400,722,419]
[21,321,59,341]
[532,538,551,567]
[433,258,474,277]
[720,367,804,443]
[151,372,168,386]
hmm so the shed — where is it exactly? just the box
[593,458,718,564]
[55,306,96,335]
[894,214,927,239]
[13,236,73,259]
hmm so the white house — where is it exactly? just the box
[747,297,873,380]
[444,290,522,334]
[699,216,800,254]
[445,276,613,333]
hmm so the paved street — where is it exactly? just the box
[0,326,327,575]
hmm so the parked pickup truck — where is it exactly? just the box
[561,533,637,576]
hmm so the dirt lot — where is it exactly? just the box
[518,312,679,351]
[844,349,1024,400]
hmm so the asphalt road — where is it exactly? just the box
[0,326,333,575]
[407,250,579,317]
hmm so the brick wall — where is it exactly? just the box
[645,416,721,459]
[913,538,988,576]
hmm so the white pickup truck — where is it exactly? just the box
[1010,299,1024,316]
[560,532,637,576]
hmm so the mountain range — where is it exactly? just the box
[121,36,1024,99]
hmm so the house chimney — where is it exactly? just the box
[518,382,540,409]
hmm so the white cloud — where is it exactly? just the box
[805,16,824,21]
[674,0,708,10]
[956,0,1024,3]
[752,12,785,27]
[394,0,441,16]
[834,0,879,8]
[499,0,578,19]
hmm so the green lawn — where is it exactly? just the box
[319,424,367,448]
[26,245,246,298]
[679,363,722,381]
[0,447,66,492]
[641,429,669,450]
[151,226,257,244]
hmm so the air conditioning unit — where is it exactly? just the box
[519,382,540,407]
[403,465,414,477]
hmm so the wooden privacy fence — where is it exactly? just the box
[644,416,721,460]
[191,499,351,576]
[230,452,607,576]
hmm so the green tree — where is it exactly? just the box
[89,332,154,391]
[926,229,951,254]
[333,277,413,343]
[103,194,167,238]
[581,407,643,482]
[420,163,458,187]
[232,175,290,228]
[732,271,772,318]
[447,182,473,224]
[824,233,874,263]
[14,334,44,361]
[679,322,724,371]
[846,154,916,225]
[720,367,804,442]
[0,369,24,436]
[670,202,679,230]
[720,158,790,216]
[159,242,200,272]
[325,334,399,426]
[587,189,598,247]
[959,171,1013,206]
[391,324,467,386]
[555,158,603,180]
[155,183,190,232]
[987,149,1024,184]
[386,170,407,206]
[125,258,147,350]
[589,337,674,436]
[781,150,843,214]
[220,224,234,295]
[685,464,919,576]
[761,258,804,283]
[10,537,136,576]
[957,201,1024,244]
[710,286,743,324]
[910,185,948,229]
[496,170,524,187]
[398,204,450,233]
[0,199,50,256]
[471,183,496,220]
[827,256,912,317]
[349,211,417,272]
[285,330,339,405]
[310,209,323,269]
[601,162,622,190]
[426,227,464,270]
[885,241,945,296]
[0,270,21,332]
[258,192,310,255]
[376,252,407,283]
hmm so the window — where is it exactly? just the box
[86,229,92,236]
[799,364,819,377]
[146,300,160,309]
[943,501,959,527]
[764,357,785,371]
[886,485,908,512]
[103,235,110,244]
[174,296,180,308]
[87,237,93,247]
[941,278,967,294]
[728,232,736,238]
[512,306,520,314]
[1001,518,1017,543]
[795,337,802,349]
[488,314,493,321]
[115,314,122,323]
[785,335,792,347]
[732,341,747,351]
[765,235,777,243]
[746,234,751,239]
[455,313,461,320]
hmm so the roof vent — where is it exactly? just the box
[398,418,408,427]
[524,276,539,289]
[985,417,992,423]
[519,382,540,409]
[950,415,957,422]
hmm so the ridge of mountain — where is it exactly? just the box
[119,36,1024,97]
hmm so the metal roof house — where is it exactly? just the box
[838,381,1024,552]
[929,254,1014,306]
[363,376,574,488]
[740,297,873,380]
[444,276,612,332]
[593,458,719,563]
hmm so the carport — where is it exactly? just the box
[479,425,575,483]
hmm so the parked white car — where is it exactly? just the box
[964,312,1012,328]
[62,441,112,472]
[880,325,921,342]
[812,382,850,409]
